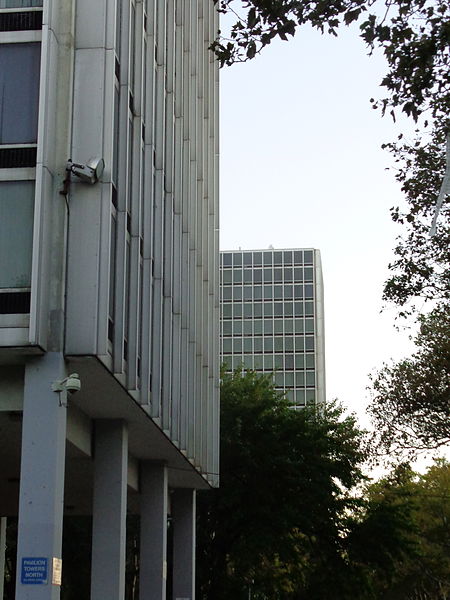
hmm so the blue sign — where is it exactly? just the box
[21,557,48,585]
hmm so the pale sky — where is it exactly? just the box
[219,20,419,429]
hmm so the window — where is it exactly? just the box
[295,390,305,405]
[243,338,252,353]
[295,355,305,369]
[284,319,293,334]
[222,321,232,336]
[233,304,242,318]
[296,372,305,387]
[222,304,232,318]
[263,355,273,370]
[263,285,273,300]
[263,269,272,283]
[222,270,232,284]
[305,336,315,351]
[304,267,314,282]
[243,320,252,335]
[306,372,316,387]
[0,1,42,7]
[294,319,304,334]
[243,286,252,301]
[254,355,263,369]
[274,372,284,386]
[285,355,294,369]
[284,267,293,282]
[233,286,242,301]
[243,355,252,369]
[263,337,273,352]
[222,253,232,267]
[263,303,272,318]
[0,43,41,144]
[274,320,283,334]
[263,320,273,335]
[274,337,283,352]
[305,354,315,369]
[254,320,262,335]
[274,302,283,317]
[222,287,232,301]
[284,302,293,317]
[305,318,314,333]
[243,303,252,317]
[274,355,283,369]
[0,181,34,288]
[294,302,304,316]
[222,339,232,353]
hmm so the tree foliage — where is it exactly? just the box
[382,123,450,313]
[196,369,417,599]
[213,0,450,316]
[212,0,450,122]
[368,305,450,459]
[366,460,450,599]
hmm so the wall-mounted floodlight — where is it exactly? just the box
[67,157,105,184]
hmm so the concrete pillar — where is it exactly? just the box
[171,490,196,600]
[139,463,168,600]
[90,420,128,600]
[15,353,67,600]
[0,517,6,600]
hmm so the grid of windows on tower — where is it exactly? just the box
[220,249,318,407]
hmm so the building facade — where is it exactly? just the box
[220,248,326,407]
[0,1,219,599]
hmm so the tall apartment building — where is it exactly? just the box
[220,248,326,407]
[0,1,219,599]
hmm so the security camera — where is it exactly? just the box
[67,157,105,184]
[65,373,81,394]
[52,373,81,395]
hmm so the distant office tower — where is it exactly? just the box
[220,248,326,407]
[0,2,219,599]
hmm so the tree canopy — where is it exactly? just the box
[365,459,450,599]
[213,0,450,122]
[368,305,450,460]
[196,369,419,599]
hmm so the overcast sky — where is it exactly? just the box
[218,19,419,429]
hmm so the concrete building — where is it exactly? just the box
[0,1,219,599]
[220,248,325,408]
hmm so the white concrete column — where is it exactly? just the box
[0,517,6,600]
[139,463,168,600]
[15,353,67,600]
[90,420,128,600]
[171,489,196,600]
